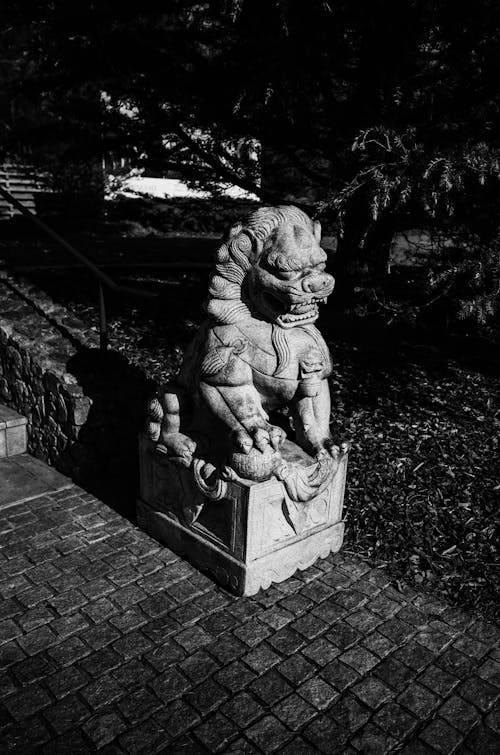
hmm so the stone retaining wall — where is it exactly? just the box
[0,271,154,505]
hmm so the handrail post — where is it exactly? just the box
[98,280,108,352]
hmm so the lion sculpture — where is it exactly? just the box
[146,205,348,522]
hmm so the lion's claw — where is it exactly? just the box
[269,426,286,450]
[322,438,351,460]
[234,429,253,454]
[234,424,286,454]
[156,432,196,467]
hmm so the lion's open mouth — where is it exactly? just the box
[261,292,327,328]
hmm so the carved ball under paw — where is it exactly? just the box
[229,445,282,482]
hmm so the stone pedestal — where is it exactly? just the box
[137,434,347,596]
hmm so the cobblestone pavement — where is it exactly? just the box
[0,485,499,754]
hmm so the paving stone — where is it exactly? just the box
[477,657,500,687]
[351,676,394,709]
[140,592,177,619]
[373,701,418,740]
[1,474,499,755]
[119,716,171,753]
[51,612,89,638]
[325,621,362,650]
[250,668,293,705]
[320,659,361,691]
[329,692,371,731]
[79,647,123,677]
[397,682,440,718]
[221,691,265,728]
[457,675,499,712]
[277,653,316,684]
[109,607,148,633]
[3,715,51,751]
[350,722,397,755]
[48,635,91,667]
[79,622,120,650]
[302,636,340,666]
[396,606,430,627]
[200,609,240,637]
[143,639,186,672]
[185,678,229,715]
[45,665,89,699]
[453,634,490,659]
[141,614,181,643]
[43,693,91,733]
[179,649,220,682]
[0,672,18,698]
[18,624,58,655]
[50,589,88,616]
[81,675,125,710]
[464,722,500,753]
[214,660,257,692]
[374,656,415,691]
[438,693,480,733]
[208,632,248,664]
[225,737,261,754]
[345,608,382,633]
[233,619,272,647]
[303,714,350,752]
[419,717,463,755]
[267,626,306,655]
[297,676,338,709]
[311,601,346,624]
[392,639,435,671]
[83,596,118,623]
[339,646,379,674]
[361,631,397,659]
[82,710,127,749]
[149,667,191,703]
[298,579,336,603]
[117,687,162,724]
[155,697,201,739]
[368,593,403,617]
[246,714,292,753]
[273,692,317,730]
[12,653,57,684]
[194,712,239,752]
[418,664,460,697]
[436,647,475,678]
[466,619,499,645]
[110,658,156,691]
[278,594,315,617]
[16,605,54,633]
[278,737,326,755]
[194,588,230,611]
[291,612,329,639]
[41,729,91,754]
[4,683,52,720]
[415,627,450,654]
[243,642,281,673]
[226,599,261,623]
[112,629,153,659]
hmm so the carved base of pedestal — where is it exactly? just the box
[137,434,347,596]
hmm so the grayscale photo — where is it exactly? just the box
[0,2,498,753]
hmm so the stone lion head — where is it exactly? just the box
[206,205,335,328]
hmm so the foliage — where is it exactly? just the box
[2,1,500,321]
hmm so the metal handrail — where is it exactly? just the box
[0,184,157,351]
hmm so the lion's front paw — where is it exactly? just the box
[321,438,351,460]
[233,424,287,454]
[156,432,197,467]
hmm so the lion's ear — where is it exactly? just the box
[313,220,322,242]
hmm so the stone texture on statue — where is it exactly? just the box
[137,205,349,595]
